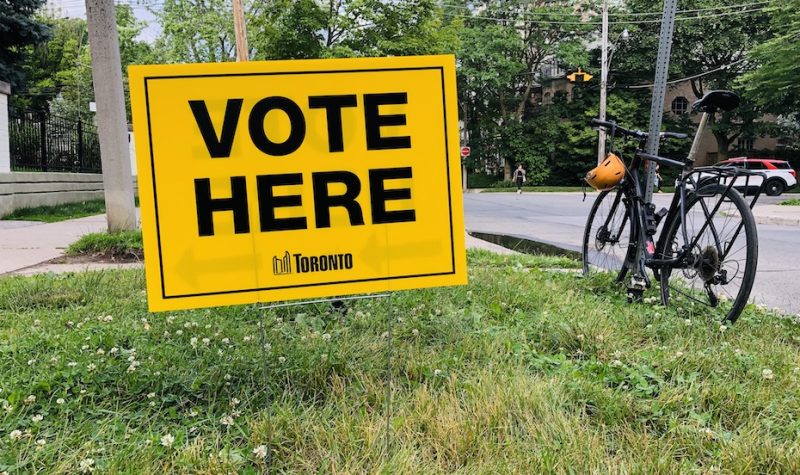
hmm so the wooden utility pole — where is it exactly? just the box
[232,0,249,61]
[85,0,136,232]
[597,0,609,165]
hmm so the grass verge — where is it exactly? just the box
[1,250,799,472]
[65,230,143,260]
[779,198,800,206]
[2,200,107,223]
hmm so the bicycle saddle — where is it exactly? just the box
[692,90,740,113]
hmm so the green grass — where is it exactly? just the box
[779,198,800,206]
[2,200,107,223]
[1,250,800,472]
[66,230,143,258]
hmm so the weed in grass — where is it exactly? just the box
[1,252,800,472]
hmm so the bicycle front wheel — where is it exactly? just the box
[659,184,757,322]
[582,188,633,277]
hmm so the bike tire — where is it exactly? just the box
[658,184,757,322]
[582,188,634,278]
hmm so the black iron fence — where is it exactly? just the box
[8,110,102,173]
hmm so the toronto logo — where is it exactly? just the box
[272,251,292,275]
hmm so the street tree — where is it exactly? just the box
[0,0,51,88]
[457,0,593,180]
[740,0,800,126]
[613,0,774,165]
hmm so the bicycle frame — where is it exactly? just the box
[603,114,766,291]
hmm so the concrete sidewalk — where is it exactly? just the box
[0,214,108,275]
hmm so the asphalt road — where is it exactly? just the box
[464,192,800,315]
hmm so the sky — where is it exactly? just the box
[47,0,162,43]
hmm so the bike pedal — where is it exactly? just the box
[654,207,668,225]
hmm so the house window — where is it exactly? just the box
[737,137,755,151]
[671,96,688,115]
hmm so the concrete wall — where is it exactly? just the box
[0,172,137,218]
[0,81,10,173]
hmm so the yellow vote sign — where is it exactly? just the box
[129,55,467,312]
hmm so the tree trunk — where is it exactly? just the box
[713,132,731,164]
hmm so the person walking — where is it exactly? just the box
[513,164,526,194]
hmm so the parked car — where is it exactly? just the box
[698,157,797,196]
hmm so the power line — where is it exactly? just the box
[443,6,769,27]
[616,60,746,89]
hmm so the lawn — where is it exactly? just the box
[2,200,107,223]
[1,250,799,473]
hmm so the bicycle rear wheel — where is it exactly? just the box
[659,184,757,322]
[582,188,634,277]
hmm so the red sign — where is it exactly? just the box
[460,146,470,157]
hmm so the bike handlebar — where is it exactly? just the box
[590,119,687,141]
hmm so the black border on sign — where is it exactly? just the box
[143,66,455,300]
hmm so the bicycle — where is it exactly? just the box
[582,90,762,323]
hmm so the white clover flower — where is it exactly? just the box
[381,331,389,339]
[322,333,332,342]
[176,330,183,336]
[3,402,12,413]
[87,363,97,372]
[163,331,170,337]
[217,349,224,356]
[645,324,653,330]
[684,319,692,326]
[109,347,119,355]
[154,371,161,376]
[321,353,328,361]
[149,401,156,407]
[50,356,59,364]
[24,395,36,404]
[222,338,230,344]
[434,369,443,376]
[127,364,138,373]
[278,356,286,364]
[253,445,269,459]
[9,430,22,441]
[202,338,210,346]
[143,322,151,331]
[184,322,191,329]
[80,389,87,394]
[190,337,198,348]
[33,319,41,326]
[66,321,75,327]
[220,415,234,426]
[762,368,774,380]
[610,359,623,367]
[103,315,113,323]
[734,348,743,355]
[147,392,156,399]
[167,315,176,324]
[56,398,66,405]
[411,329,420,336]
[78,458,95,473]
[27,359,36,366]
[719,325,728,332]
[188,409,198,417]
[243,335,253,342]
[224,374,232,381]
[230,398,240,407]
[36,438,46,446]
[675,351,684,358]
[275,317,283,324]
[32,414,44,423]
[161,433,175,448]
[96,349,105,355]
[81,344,90,351]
